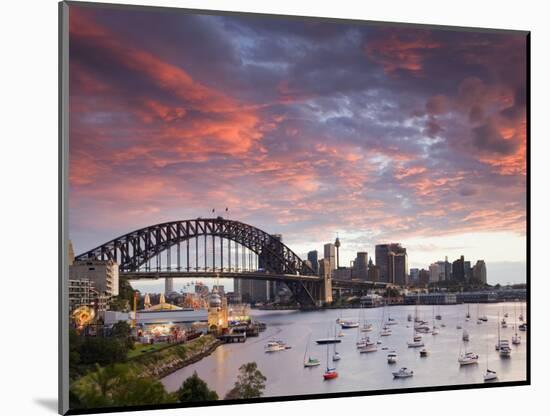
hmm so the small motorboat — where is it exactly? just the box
[484,369,498,382]
[431,327,439,335]
[332,352,341,362]
[387,351,397,364]
[458,352,479,366]
[435,314,442,320]
[480,315,488,322]
[512,334,521,345]
[393,367,414,378]
[265,341,286,352]
[407,314,413,322]
[420,348,429,357]
[519,323,527,331]
[340,321,359,329]
[456,324,462,330]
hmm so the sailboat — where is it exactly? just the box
[496,313,511,358]
[458,329,478,366]
[303,335,320,367]
[466,304,471,319]
[323,341,338,380]
[431,305,439,335]
[407,300,424,347]
[512,304,521,345]
[484,322,498,382]
[332,326,342,361]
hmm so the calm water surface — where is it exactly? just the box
[161,303,527,397]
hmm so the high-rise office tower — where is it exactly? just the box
[307,250,319,274]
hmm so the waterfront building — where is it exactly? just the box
[353,252,369,280]
[334,267,352,280]
[456,291,498,303]
[409,268,420,283]
[429,263,440,283]
[68,278,94,312]
[360,293,385,308]
[143,293,183,311]
[69,259,119,297]
[307,250,319,274]
[367,257,379,282]
[404,292,457,305]
[207,288,228,334]
[452,255,466,281]
[234,278,271,304]
[418,268,430,286]
[473,260,487,284]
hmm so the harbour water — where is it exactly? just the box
[161,303,527,398]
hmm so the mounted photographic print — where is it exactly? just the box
[58,1,530,414]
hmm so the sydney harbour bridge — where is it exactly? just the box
[75,217,388,307]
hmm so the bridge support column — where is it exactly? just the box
[318,258,332,305]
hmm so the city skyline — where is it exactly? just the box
[69,7,527,288]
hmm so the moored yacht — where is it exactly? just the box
[359,343,378,353]
[387,351,397,364]
[393,367,414,378]
[340,321,359,329]
[484,369,498,382]
[458,352,479,366]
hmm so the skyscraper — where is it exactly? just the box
[353,252,369,280]
[375,244,390,282]
[473,260,487,284]
[334,236,341,269]
[307,250,319,274]
[376,243,407,285]
[367,257,379,282]
[324,243,336,272]
[452,255,465,281]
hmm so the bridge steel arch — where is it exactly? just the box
[75,218,321,305]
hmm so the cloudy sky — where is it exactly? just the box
[69,5,527,285]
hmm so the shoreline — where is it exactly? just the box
[134,335,222,380]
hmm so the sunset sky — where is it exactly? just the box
[69,5,527,286]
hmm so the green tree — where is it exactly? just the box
[78,337,129,366]
[71,363,174,408]
[224,362,266,400]
[111,321,135,350]
[177,371,218,402]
